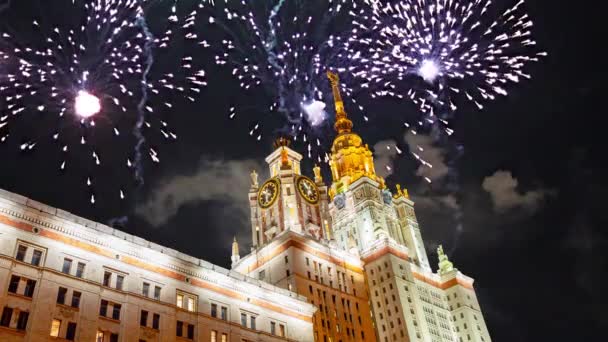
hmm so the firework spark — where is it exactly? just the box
[198,0,358,162]
[335,0,544,175]
[0,0,207,201]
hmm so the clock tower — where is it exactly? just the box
[234,73,492,342]
[248,138,331,248]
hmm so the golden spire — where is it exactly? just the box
[326,71,385,199]
[327,71,353,134]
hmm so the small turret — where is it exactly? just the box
[231,237,240,266]
[437,245,455,275]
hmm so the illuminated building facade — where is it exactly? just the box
[0,189,315,341]
[232,73,491,342]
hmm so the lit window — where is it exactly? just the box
[177,294,184,308]
[187,297,195,312]
[279,324,286,337]
[50,319,61,337]
[211,330,217,342]
[221,333,227,342]
[96,331,104,342]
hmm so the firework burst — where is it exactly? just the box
[0,0,207,201]
[198,0,362,162]
[342,0,545,132]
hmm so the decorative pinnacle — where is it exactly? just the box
[327,71,353,134]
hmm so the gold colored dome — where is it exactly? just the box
[326,72,385,198]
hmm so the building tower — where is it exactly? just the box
[234,137,377,341]
[233,72,492,342]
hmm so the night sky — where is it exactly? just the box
[0,0,604,341]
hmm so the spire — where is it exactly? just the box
[231,237,240,265]
[327,71,353,134]
[437,245,455,275]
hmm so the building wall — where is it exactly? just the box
[0,189,315,342]
[233,231,377,342]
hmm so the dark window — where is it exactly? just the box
[24,279,36,297]
[116,275,124,290]
[16,311,28,330]
[62,258,72,274]
[286,269,291,277]
[153,286,161,300]
[71,291,81,308]
[8,275,19,293]
[142,282,150,297]
[110,333,119,342]
[187,324,194,339]
[140,310,148,326]
[251,316,256,330]
[220,306,227,320]
[76,262,85,278]
[152,313,160,330]
[112,304,121,320]
[16,245,27,261]
[241,313,246,326]
[0,307,12,327]
[57,287,67,304]
[103,272,111,286]
[284,255,289,263]
[176,320,183,337]
[31,250,43,266]
[99,300,108,316]
[66,322,77,340]
[211,304,217,318]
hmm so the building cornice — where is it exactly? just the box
[0,189,315,321]
[234,229,364,274]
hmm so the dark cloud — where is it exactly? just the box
[136,158,265,229]
[482,170,550,213]
[373,140,399,178]
[404,131,449,182]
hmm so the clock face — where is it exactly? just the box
[258,179,280,208]
[297,176,320,204]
